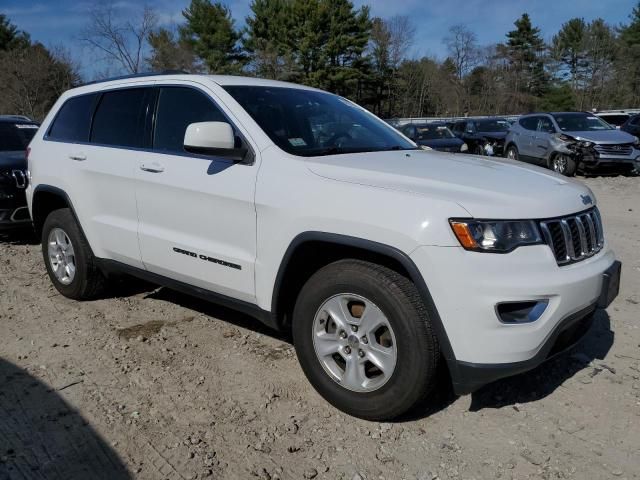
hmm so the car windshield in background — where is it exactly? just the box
[416,125,455,140]
[553,113,613,132]
[223,86,417,156]
[0,123,38,151]
[475,119,510,132]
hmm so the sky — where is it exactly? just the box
[2,0,638,79]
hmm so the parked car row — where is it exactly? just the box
[396,111,640,176]
[0,76,624,420]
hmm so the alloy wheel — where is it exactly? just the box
[312,293,397,392]
[47,227,76,285]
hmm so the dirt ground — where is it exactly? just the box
[1,175,639,480]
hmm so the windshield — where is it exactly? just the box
[0,122,38,151]
[553,113,613,132]
[474,119,510,132]
[415,125,455,140]
[223,86,416,156]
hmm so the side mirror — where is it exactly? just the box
[184,121,248,162]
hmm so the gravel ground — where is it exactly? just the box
[0,176,639,480]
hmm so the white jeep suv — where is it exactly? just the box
[26,74,621,420]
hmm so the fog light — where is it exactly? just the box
[496,300,548,324]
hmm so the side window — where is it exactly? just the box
[465,122,475,133]
[631,115,640,126]
[519,117,539,131]
[153,87,227,153]
[48,94,98,142]
[538,117,555,133]
[91,88,150,148]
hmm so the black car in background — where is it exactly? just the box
[450,117,511,156]
[621,113,640,137]
[0,116,38,230]
[398,122,467,153]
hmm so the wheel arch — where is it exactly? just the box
[32,185,78,238]
[271,232,459,372]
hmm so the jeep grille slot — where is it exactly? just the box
[539,208,604,265]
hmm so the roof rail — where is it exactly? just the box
[83,70,190,86]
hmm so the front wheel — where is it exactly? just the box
[292,260,440,420]
[549,153,577,176]
[506,145,519,161]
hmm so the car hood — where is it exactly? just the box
[0,151,27,170]
[305,149,595,219]
[563,129,637,144]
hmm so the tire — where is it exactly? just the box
[292,259,440,420]
[41,208,106,300]
[549,153,577,177]
[505,145,519,161]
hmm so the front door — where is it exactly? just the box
[135,83,258,303]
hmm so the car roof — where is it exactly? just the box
[68,73,324,98]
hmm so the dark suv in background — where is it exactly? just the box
[450,118,510,156]
[398,122,467,153]
[505,112,640,176]
[0,116,38,230]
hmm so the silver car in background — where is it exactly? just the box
[505,112,640,176]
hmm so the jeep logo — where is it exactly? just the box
[580,194,593,205]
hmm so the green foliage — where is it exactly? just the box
[539,83,576,111]
[0,14,30,51]
[244,0,371,97]
[148,27,201,72]
[180,0,244,74]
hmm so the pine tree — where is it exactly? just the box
[180,0,244,74]
[552,18,587,90]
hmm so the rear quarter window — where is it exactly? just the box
[47,94,98,142]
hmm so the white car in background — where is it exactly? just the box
[25,74,621,420]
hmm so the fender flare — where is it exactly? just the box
[271,232,459,374]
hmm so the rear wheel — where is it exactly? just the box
[42,208,106,300]
[549,153,577,177]
[292,259,440,420]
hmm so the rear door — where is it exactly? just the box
[515,116,539,160]
[533,116,557,163]
[134,82,259,303]
[43,87,152,268]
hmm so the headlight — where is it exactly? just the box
[634,136,640,147]
[578,140,594,148]
[460,143,468,152]
[449,219,542,252]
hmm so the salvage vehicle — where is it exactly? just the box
[450,117,510,156]
[505,112,640,176]
[26,74,621,420]
[398,122,467,153]
[0,116,38,230]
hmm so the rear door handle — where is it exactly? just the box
[68,153,86,161]
[140,162,165,173]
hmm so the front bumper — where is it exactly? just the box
[0,185,30,230]
[410,244,619,393]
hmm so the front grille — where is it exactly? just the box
[539,208,604,265]
[595,143,633,156]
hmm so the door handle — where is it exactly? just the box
[140,162,165,173]
[68,153,86,161]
